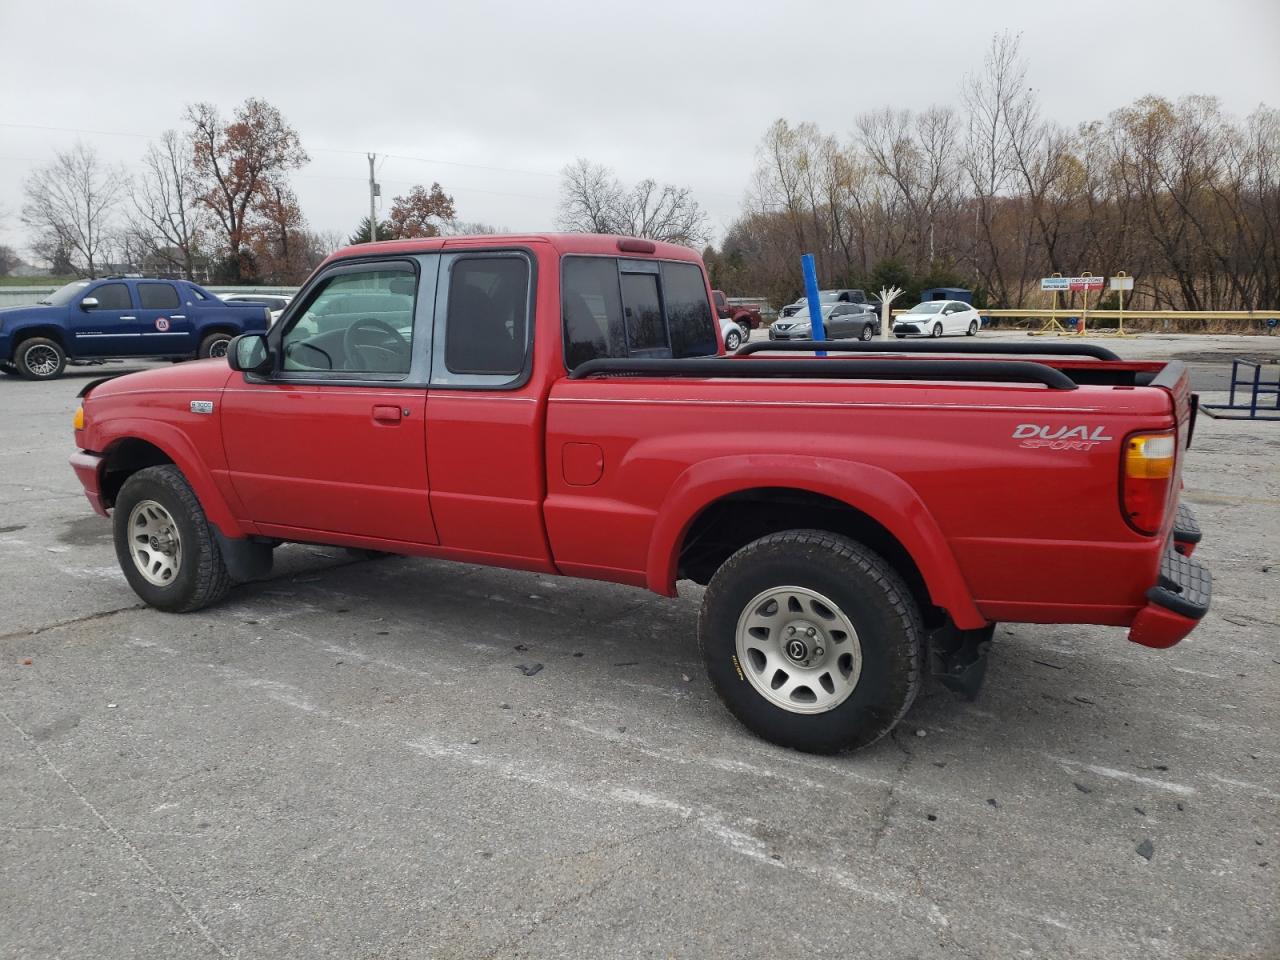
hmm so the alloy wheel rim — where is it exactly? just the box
[26,345,59,376]
[734,585,863,714]
[208,339,230,358]
[127,499,183,586]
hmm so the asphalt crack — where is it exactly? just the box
[0,707,233,958]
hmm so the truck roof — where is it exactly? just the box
[321,234,702,269]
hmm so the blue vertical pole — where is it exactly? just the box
[801,254,825,355]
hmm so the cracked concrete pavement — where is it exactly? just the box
[1,338,1277,959]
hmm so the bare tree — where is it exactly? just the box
[0,243,18,277]
[556,159,624,233]
[21,142,124,277]
[129,130,205,278]
[556,158,709,245]
[617,179,710,245]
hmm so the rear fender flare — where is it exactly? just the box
[645,454,985,628]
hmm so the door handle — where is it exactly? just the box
[169,314,186,320]
[120,315,137,320]
[372,404,403,424]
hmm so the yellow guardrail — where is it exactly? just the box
[890,307,1280,337]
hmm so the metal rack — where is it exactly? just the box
[1201,359,1280,421]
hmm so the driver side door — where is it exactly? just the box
[221,258,439,545]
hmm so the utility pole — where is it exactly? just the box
[367,153,379,243]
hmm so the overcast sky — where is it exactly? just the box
[1,0,1277,259]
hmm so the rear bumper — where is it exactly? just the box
[1128,532,1212,649]
[1172,502,1202,556]
[69,451,108,517]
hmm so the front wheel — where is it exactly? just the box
[699,530,924,754]
[198,332,233,360]
[931,323,943,338]
[112,465,232,612]
[15,338,66,380]
[967,320,978,337]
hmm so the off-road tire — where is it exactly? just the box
[699,530,924,754]
[113,465,232,612]
[198,332,233,360]
[15,337,66,380]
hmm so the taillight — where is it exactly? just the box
[1122,430,1177,535]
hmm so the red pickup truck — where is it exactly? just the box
[69,234,1210,754]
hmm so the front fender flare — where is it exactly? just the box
[98,420,248,538]
[645,454,985,629]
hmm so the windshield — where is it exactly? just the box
[907,302,946,314]
[39,280,91,306]
[789,304,836,321]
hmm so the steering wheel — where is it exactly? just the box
[343,317,408,372]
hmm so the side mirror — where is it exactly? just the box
[80,297,99,310]
[227,334,273,374]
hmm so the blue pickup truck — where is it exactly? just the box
[0,277,271,380]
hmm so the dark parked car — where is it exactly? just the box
[0,277,270,380]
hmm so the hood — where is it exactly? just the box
[0,302,54,320]
[84,358,237,401]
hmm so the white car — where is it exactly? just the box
[721,317,748,351]
[892,300,981,338]
[220,293,292,325]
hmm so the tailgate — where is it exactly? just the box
[1150,359,1196,452]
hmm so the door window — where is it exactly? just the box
[444,256,531,376]
[281,265,416,375]
[92,283,132,310]
[138,283,180,309]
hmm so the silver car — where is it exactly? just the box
[769,303,880,341]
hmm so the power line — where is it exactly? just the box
[0,121,563,181]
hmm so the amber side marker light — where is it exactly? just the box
[73,406,84,430]
[1122,430,1177,534]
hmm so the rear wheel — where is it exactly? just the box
[198,332,233,360]
[699,530,924,753]
[113,465,231,612]
[15,338,66,380]
[724,329,742,351]
[859,323,874,341]
[967,320,978,337]
[931,323,943,338]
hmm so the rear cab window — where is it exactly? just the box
[562,256,716,370]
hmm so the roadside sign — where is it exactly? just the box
[1110,276,1134,291]
[1041,276,1104,292]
